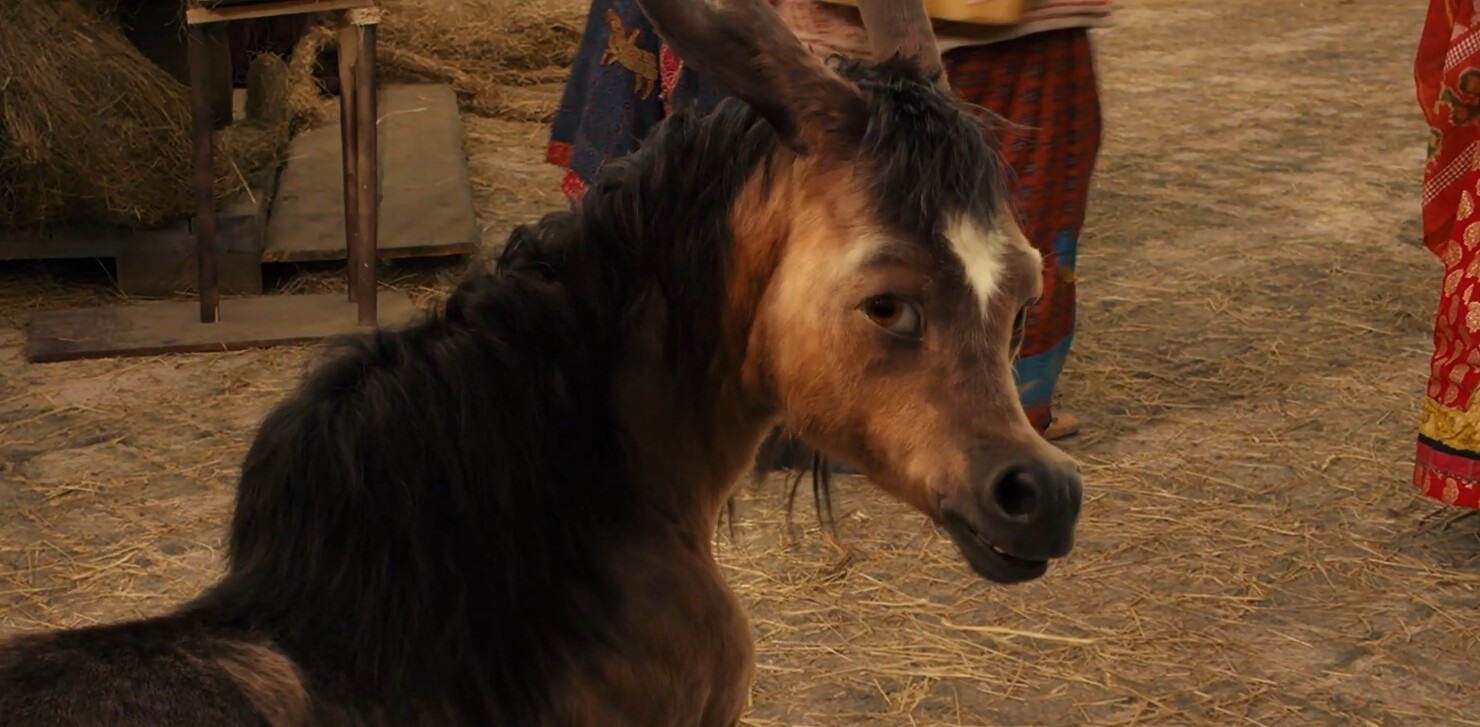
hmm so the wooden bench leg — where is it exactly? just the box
[350,8,380,326]
[337,15,360,303]
[187,21,220,324]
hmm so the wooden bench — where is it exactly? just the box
[187,0,383,326]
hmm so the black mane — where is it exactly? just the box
[184,55,1007,724]
[840,55,1011,241]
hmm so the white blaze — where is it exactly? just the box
[942,213,1038,318]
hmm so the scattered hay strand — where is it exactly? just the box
[377,44,555,122]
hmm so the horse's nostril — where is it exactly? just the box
[992,469,1040,518]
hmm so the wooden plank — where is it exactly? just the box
[25,291,420,364]
[0,226,126,261]
[263,83,480,264]
[115,251,264,299]
[0,195,264,263]
[186,0,373,25]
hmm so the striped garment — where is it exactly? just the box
[774,0,1115,56]
[941,30,1101,434]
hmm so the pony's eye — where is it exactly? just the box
[1010,307,1028,353]
[1010,300,1036,358]
[863,296,924,338]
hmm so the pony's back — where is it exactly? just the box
[199,243,635,704]
[0,613,304,726]
[0,248,642,726]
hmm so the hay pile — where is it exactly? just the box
[275,0,584,124]
[0,1,290,230]
[0,0,582,230]
[372,0,585,121]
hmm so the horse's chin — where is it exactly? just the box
[824,459,1050,584]
[939,513,1051,585]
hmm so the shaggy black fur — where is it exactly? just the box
[0,54,1009,727]
[840,55,1010,242]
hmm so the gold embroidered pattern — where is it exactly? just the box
[1444,240,1465,267]
[1447,268,1464,296]
[1463,190,1476,220]
[1419,396,1480,451]
[600,9,659,100]
[1454,363,1474,385]
[1465,220,1480,247]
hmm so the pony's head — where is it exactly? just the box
[639,0,1083,583]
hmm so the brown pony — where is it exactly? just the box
[0,0,1082,724]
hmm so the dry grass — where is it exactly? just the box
[379,0,585,80]
[0,1,290,229]
[2,0,1477,725]
[371,0,585,121]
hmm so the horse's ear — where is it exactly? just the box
[633,0,864,154]
[853,0,950,93]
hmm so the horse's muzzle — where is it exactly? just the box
[938,444,1083,584]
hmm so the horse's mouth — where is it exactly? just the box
[940,513,1050,585]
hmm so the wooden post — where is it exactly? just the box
[187,22,220,324]
[337,17,361,302]
[350,7,380,326]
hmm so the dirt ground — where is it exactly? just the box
[1,0,1475,724]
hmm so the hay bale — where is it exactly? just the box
[246,51,292,125]
[0,0,288,231]
[228,54,293,187]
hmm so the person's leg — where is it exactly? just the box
[546,0,670,206]
[1412,0,1480,510]
[941,29,1103,440]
